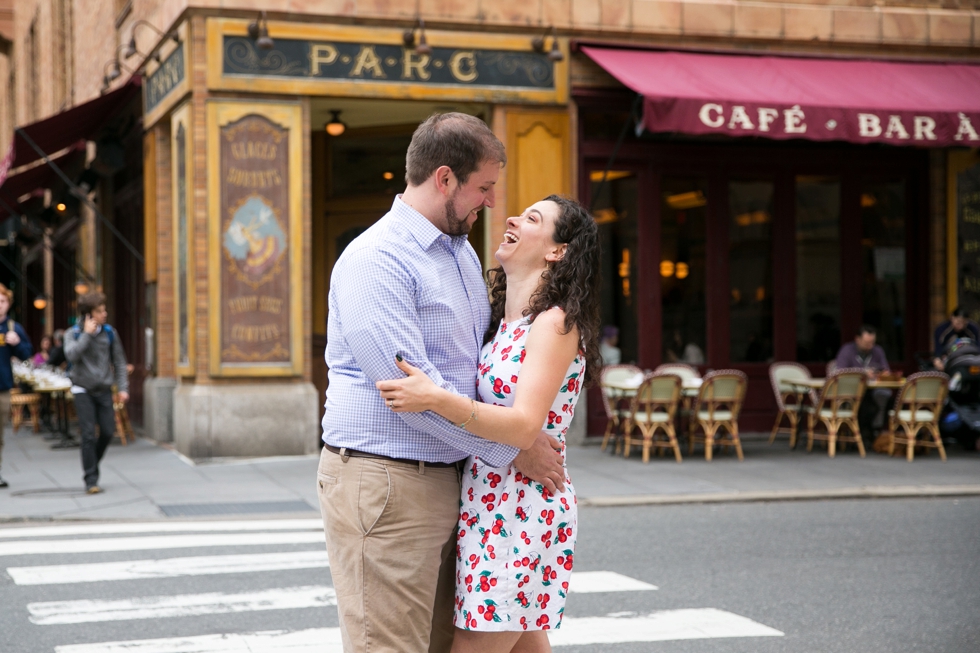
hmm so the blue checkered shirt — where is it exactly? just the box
[321,196,518,467]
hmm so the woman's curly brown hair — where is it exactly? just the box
[484,195,602,387]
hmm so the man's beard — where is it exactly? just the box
[444,189,473,237]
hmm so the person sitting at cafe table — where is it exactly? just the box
[933,307,980,370]
[834,325,892,441]
[0,283,33,489]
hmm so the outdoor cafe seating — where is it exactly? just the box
[768,362,817,449]
[886,371,949,462]
[688,369,748,461]
[623,373,683,463]
[600,364,643,454]
[804,368,868,458]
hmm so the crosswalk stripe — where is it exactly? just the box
[0,532,324,557]
[548,609,784,645]
[0,519,323,540]
[570,571,658,593]
[51,609,782,651]
[8,551,330,585]
[28,586,338,625]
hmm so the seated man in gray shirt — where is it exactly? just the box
[834,324,890,440]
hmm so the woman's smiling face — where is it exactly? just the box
[495,199,565,271]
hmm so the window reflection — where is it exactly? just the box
[796,177,841,362]
[662,179,707,365]
[862,181,906,361]
[729,181,774,363]
[592,171,638,365]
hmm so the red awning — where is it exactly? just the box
[581,47,980,147]
[6,78,141,173]
[0,147,86,220]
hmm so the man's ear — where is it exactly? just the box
[434,166,455,197]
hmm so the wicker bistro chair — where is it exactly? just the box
[623,374,684,463]
[805,368,867,458]
[10,388,42,433]
[688,370,748,461]
[768,362,818,448]
[600,365,644,453]
[654,363,701,420]
[886,372,949,462]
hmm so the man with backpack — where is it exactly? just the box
[65,292,128,494]
[0,283,33,489]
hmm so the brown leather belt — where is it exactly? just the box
[324,444,461,468]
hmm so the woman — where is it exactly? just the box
[377,195,601,653]
[32,335,52,366]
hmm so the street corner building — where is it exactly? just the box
[0,0,977,454]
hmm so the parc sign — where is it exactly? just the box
[653,101,980,146]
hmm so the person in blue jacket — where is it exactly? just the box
[0,282,33,488]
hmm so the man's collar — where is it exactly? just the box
[392,195,467,251]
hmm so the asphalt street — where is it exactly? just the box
[0,498,977,652]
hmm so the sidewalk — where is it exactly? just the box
[1,427,978,521]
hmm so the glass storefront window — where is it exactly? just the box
[796,177,841,362]
[862,181,906,361]
[729,181,774,363]
[329,133,412,197]
[591,170,638,365]
[661,178,707,366]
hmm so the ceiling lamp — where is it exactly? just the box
[33,295,48,310]
[74,280,90,295]
[325,110,346,137]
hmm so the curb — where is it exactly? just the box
[578,484,980,507]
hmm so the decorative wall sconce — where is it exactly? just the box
[123,20,179,62]
[248,11,274,50]
[531,26,563,62]
[101,57,135,93]
[403,18,432,55]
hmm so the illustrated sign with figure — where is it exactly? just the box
[218,114,292,366]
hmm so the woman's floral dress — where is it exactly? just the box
[454,315,585,632]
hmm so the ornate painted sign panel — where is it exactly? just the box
[207,101,303,377]
[206,20,568,105]
[146,42,186,114]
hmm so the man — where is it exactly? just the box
[65,292,128,494]
[0,283,33,489]
[933,307,980,370]
[318,113,567,653]
[835,325,890,440]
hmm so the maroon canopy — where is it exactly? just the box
[581,46,980,147]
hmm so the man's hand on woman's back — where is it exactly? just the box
[513,433,566,493]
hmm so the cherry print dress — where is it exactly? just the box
[454,314,585,633]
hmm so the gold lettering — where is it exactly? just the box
[448,51,477,83]
[229,296,258,314]
[310,43,338,75]
[231,324,282,343]
[231,142,278,160]
[259,296,283,315]
[350,45,386,78]
[964,277,980,293]
[965,240,980,253]
[402,49,431,81]
[964,207,980,224]
[226,168,282,188]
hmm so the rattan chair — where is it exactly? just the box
[805,368,867,458]
[886,372,949,462]
[652,363,700,383]
[688,370,748,461]
[10,389,42,433]
[114,401,134,445]
[768,362,817,448]
[600,364,643,453]
[623,373,683,463]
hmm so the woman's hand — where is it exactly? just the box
[376,357,440,413]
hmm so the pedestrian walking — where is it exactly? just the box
[65,292,128,494]
[318,113,568,653]
[0,282,33,489]
[378,195,601,651]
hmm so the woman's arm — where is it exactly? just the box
[377,308,580,450]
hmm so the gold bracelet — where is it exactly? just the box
[459,399,478,430]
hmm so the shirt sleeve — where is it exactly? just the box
[12,324,32,361]
[111,333,129,393]
[834,346,850,371]
[334,246,517,466]
[874,346,890,372]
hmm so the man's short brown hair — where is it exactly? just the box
[405,113,506,187]
[0,283,12,304]
[78,292,106,317]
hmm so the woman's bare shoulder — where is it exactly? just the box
[531,307,577,340]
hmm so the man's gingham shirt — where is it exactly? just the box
[321,196,518,467]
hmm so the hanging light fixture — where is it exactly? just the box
[403,18,432,55]
[33,295,48,310]
[74,280,90,295]
[248,11,274,50]
[531,26,564,62]
[325,110,346,137]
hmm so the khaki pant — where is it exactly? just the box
[0,391,9,472]
[317,446,461,653]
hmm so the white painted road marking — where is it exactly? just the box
[28,585,338,625]
[0,531,324,557]
[8,550,330,585]
[52,610,782,651]
[570,571,658,593]
[548,609,784,645]
[0,518,323,539]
